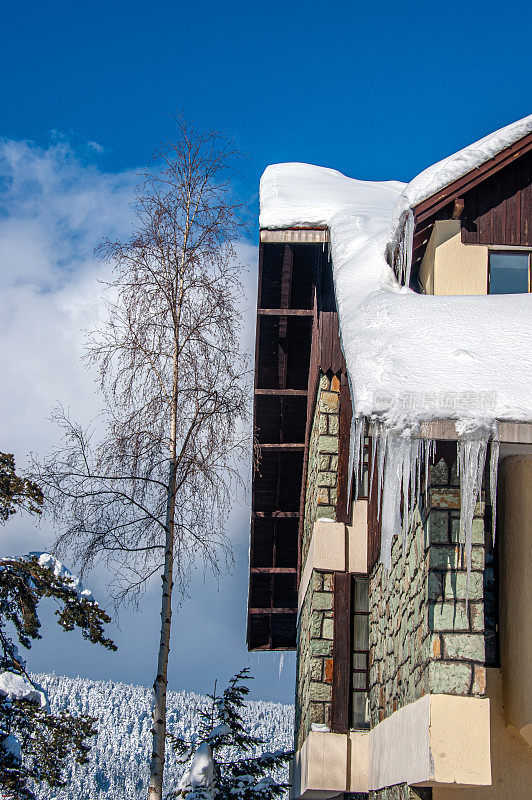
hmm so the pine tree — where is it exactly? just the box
[0,452,116,799]
[168,669,292,800]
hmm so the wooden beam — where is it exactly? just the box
[248,607,297,614]
[336,371,352,524]
[250,567,297,574]
[257,308,314,316]
[331,572,352,734]
[253,511,300,519]
[258,443,305,450]
[254,388,308,396]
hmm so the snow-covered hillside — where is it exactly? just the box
[30,673,294,800]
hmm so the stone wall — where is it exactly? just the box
[295,570,334,750]
[427,457,488,697]
[369,456,489,728]
[301,372,341,567]
[369,506,430,726]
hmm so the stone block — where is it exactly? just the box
[442,633,485,661]
[311,638,333,657]
[428,571,443,600]
[319,414,329,435]
[428,601,469,631]
[430,487,460,509]
[318,454,331,471]
[328,415,339,435]
[429,660,472,694]
[430,459,449,485]
[319,374,331,390]
[311,658,323,681]
[472,665,486,695]
[313,591,333,611]
[322,617,334,640]
[312,571,323,590]
[431,634,442,659]
[310,701,325,724]
[317,487,330,505]
[319,391,339,412]
[324,658,334,683]
[319,435,339,454]
[322,573,333,591]
[310,681,332,702]
[316,505,336,521]
[450,516,485,544]
[318,470,337,487]
[443,571,483,601]
[429,510,449,543]
[429,545,461,570]
[331,374,341,392]
[469,603,484,632]
[329,455,338,471]
[311,614,323,638]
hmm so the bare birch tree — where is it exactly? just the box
[33,117,249,800]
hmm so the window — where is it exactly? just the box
[351,576,370,729]
[488,251,531,294]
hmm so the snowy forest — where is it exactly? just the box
[29,673,293,800]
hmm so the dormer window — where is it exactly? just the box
[488,251,531,294]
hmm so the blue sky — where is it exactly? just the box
[0,0,530,704]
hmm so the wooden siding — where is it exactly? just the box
[331,571,352,734]
[462,151,532,246]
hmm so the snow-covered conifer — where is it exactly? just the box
[169,669,292,800]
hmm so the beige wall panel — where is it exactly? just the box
[347,500,368,573]
[420,221,488,296]
[434,670,532,800]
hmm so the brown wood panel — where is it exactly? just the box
[462,150,532,246]
[336,372,353,524]
[331,572,352,734]
[367,451,382,573]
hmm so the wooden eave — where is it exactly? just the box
[410,131,532,274]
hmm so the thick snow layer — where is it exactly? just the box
[259,117,532,427]
[0,672,48,709]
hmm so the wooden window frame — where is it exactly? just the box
[487,249,532,294]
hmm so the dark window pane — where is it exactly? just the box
[354,578,369,612]
[351,690,370,729]
[489,252,529,294]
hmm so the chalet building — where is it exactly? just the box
[247,117,532,800]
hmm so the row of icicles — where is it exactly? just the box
[347,417,499,602]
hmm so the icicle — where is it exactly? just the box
[369,419,378,496]
[347,415,365,506]
[458,432,489,608]
[396,209,415,286]
[489,439,500,544]
[278,652,285,680]
[376,424,388,517]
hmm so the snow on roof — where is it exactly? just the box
[259,116,532,429]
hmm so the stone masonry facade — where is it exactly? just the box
[370,454,489,727]
[301,372,341,567]
[295,570,334,750]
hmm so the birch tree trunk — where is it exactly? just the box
[33,116,248,800]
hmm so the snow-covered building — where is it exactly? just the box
[247,116,532,800]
